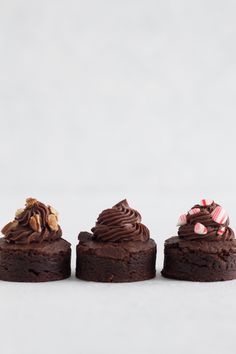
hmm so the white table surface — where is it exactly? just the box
[1,244,236,354]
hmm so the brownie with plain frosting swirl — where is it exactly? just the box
[76,199,156,282]
[91,199,150,242]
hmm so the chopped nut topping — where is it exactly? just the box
[2,198,61,244]
[47,214,59,231]
[26,198,38,207]
[15,208,24,218]
[48,205,59,219]
[29,214,42,233]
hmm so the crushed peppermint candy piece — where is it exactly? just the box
[200,199,213,206]
[194,222,207,235]
[189,208,201,215]
[211,206,228,224]
[217,226,226,236]
[177,214,187,226]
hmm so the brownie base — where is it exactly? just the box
[0,238,71,282]
[76,232,156,282]
[162,236,236,282]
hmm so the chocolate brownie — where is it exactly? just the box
[162,199,236,282]
[76,200,156,282]
[0,197,71,282]
[0,238,71,282]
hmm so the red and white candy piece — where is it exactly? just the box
[194,222,207,235]
[217,226,226,236]
[211,206,228,225]
[189,208,201,215]
[200,199,213,206]
[177,214,187,226]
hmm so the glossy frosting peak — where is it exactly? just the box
[177,199,234,241]
[91,199,150,242]
[1,198,62,244]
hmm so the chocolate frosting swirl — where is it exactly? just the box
[91,199,150,242]
[178,200,234,241]
[1,198,62,244]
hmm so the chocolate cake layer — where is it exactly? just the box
[0,238,71,282]
[76,233,156,282]
[162,236,236,282]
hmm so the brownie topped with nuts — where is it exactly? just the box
[2,197,62,243]
[0,198,71,282]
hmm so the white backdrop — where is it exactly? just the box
[0,1,236,353]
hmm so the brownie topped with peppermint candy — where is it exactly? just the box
[162,199,236,282]
[177,199,234,241]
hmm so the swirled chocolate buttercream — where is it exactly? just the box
[91,199,150,242]
[177,199,234,241]
[1,198,62,244]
